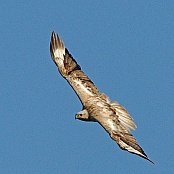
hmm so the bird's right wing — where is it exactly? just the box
[86,96,154,164]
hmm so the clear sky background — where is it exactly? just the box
[0,1,173,173]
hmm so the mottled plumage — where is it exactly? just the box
[50,31,154,165]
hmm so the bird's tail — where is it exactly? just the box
[110,132,155,165]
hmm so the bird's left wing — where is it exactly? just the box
[50,31,100,104]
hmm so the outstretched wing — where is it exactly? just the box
[50,31,100,104]
[86,96,154,164]
[105,106,154,164]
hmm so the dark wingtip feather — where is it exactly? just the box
[50,31,65,66]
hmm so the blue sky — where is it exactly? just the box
[0,1,174,173]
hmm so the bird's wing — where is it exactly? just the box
[99,93,136,132]
[50,31,100,103]
[110,101,137,132]
[86,97,154,164]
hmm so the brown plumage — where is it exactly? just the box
[50,31,155,165]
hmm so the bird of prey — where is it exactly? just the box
[50,31,154,165]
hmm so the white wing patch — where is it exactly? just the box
[52,48,65,66]
[50,32,65,67]
[54,48,65,60]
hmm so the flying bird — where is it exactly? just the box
[50,31,154,165]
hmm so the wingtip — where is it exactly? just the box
[51,30,56,40]
[134,148,155,165]
[139,152,155,165]
[132,146,155,165]
[50,30,64,49]
[136,148,155,165]
[50,30,65,66]
[129,148,155,165]
[146,157,155,165]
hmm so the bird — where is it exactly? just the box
[50,31,154,165]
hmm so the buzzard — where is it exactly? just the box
[50,31,154,164]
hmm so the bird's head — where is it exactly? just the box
[75,109,89,121]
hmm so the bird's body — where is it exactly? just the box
[50,31,154,164]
